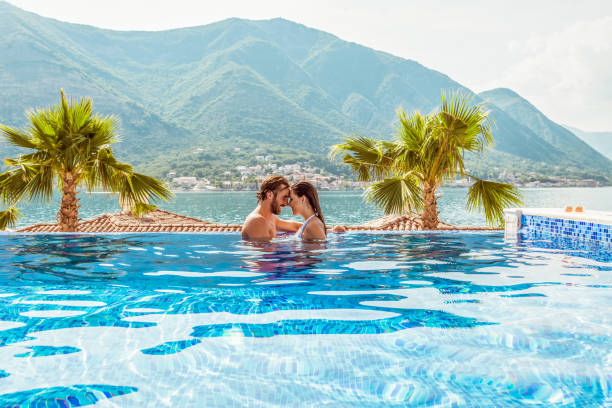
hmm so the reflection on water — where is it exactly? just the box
[241,238,326,281]
[0,232,610,406]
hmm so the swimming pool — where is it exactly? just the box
[0,232,610,407]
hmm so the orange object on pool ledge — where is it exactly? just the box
[575,206,584,213]
[564,206,573,212]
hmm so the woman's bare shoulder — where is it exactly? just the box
[303,217,326,240]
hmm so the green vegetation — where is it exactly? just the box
[0,206,21,230]
[0,90,172,231]
[0,2,610,186]
[136,141,353,182]
[465,151,611,186]
[332,93,522,228]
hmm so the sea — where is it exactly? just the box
[10,187,612,228]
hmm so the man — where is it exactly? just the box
[241,175,302,241]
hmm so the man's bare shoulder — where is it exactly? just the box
[242,212,274,240]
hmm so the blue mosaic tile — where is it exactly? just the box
[521,215,612,244]
[0,385,138,407]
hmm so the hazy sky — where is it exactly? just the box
[6,0,612,131]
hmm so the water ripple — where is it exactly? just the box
[0,232,609,406]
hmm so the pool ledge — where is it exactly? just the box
[504,208,612,243]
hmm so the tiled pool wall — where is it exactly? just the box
[504,208,612,244]
[521,215,612,244]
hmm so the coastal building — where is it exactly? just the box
[172,176,198,188]
[195,180,214,190]
[166,160,378,191]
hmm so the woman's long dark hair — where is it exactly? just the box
[291,181,326,234]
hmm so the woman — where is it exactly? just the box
[289,181,327,241]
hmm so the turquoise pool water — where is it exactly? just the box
[0,232,610,407]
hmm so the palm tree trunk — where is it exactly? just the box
[421,181,439,229]
[58,172,80,232]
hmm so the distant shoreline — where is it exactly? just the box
[82,186,612,194]
[166,186,612,193]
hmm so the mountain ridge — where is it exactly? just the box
[479,88,611,170]
[0,0,610,185]
[564,125,612,161]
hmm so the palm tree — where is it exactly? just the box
[331,91,522,229]
[0,90,173,231]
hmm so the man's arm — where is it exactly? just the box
[242,216,275,241]
[275,217,302,232]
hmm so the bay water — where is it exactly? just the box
[10,187,612,228]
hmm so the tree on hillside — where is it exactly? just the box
[331,92,522,228]
[0,90,172,231]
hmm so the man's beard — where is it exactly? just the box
[270,199,281,215]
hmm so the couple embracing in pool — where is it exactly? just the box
[241,175,328,241]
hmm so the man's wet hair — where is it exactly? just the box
[256,175,289,201]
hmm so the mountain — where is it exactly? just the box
[564,126,612,161]
[479,88,612,171]
[0,1,200,162]
[0,1,610,184]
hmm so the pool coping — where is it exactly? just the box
[519,208,612,224]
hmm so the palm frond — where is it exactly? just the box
[24,164,55,202]
[58,90,96,138]
[114,172,173,205]
[130,202,157,217]
[330,135,397,181]
[86,114,119,148]
[396,109,428,152]
[0,125,38,150]
[419,90,493,181]
[0,168,29,205]
[16,151,54,167]
[0,162,55,204]
[26,108,60,154]
[68,95,93,135]
[342,155,373,182]
[438,90,494,152]
[392,110,430,175]
[364,174,422,215]
[0,207,22,230]
[329,135,386,163]
[82,148,132,191]
[466,177,523,226]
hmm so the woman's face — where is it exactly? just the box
[289,190,304,216]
